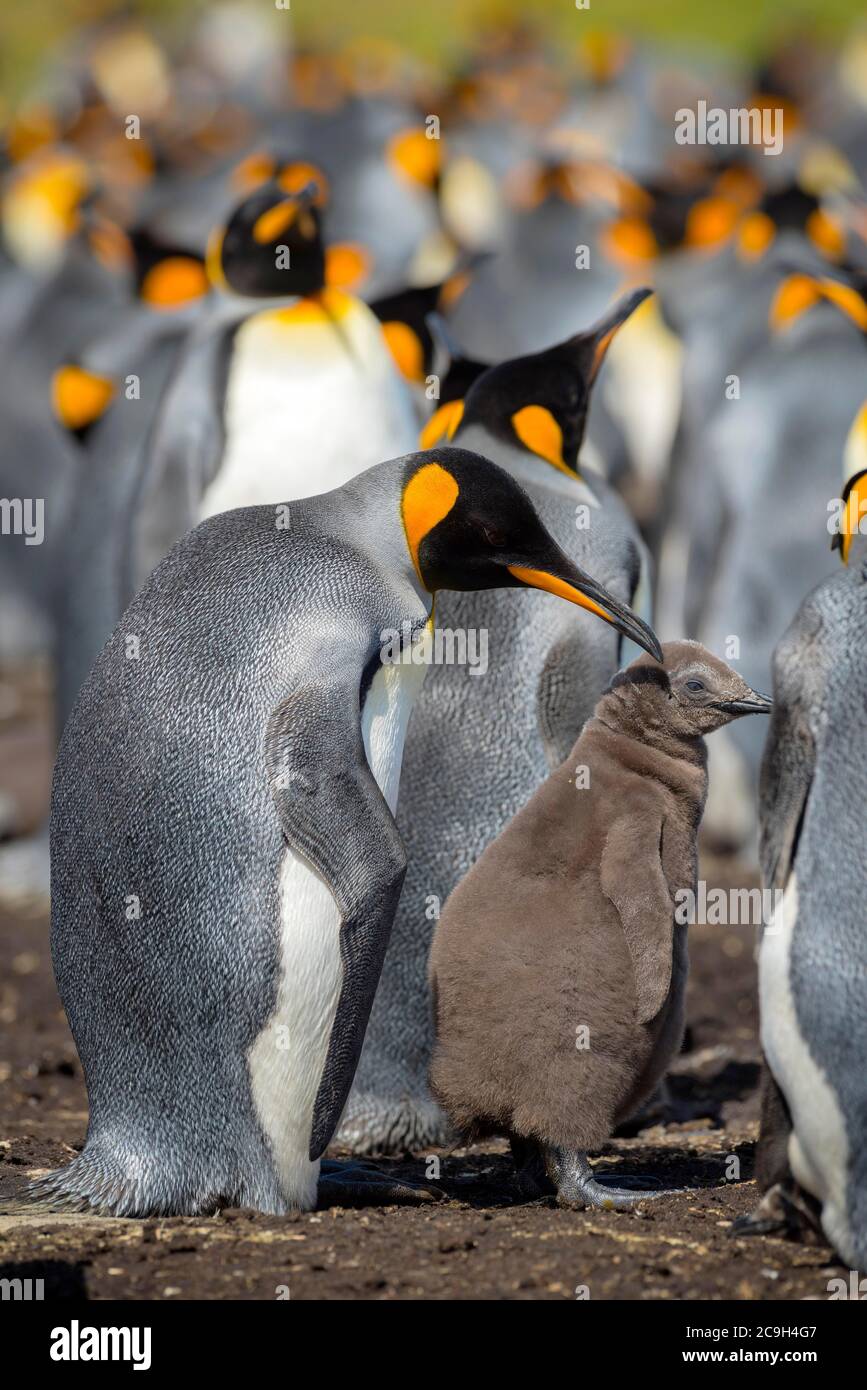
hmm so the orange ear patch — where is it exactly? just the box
[736,210,776,261]
[252,199,299,244]
[401,462,460,582]
[684,196,740,251]
[807,208,845,260]
[512,404,572,474]
[419,399,464,449]
[231,150,276,193]
[382,320,425,382]
[141,256,209,308]
[279,161,330,205]
[601,215,658,267]
[52,365,115,431]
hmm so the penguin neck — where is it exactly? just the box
[589,690,708,797]
[318,460,433,618]
[453,421,597,505]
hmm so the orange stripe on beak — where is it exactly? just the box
[507,565,613,622]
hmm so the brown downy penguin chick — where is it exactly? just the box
[428,641,771,1209]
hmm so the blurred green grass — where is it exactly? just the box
[2,0,865,108]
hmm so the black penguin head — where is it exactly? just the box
[606,640,772,740]
[420,289,652,474]
[399,446,662,659]
[206,180,326,298]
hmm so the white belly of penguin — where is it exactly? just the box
[199,305,417,519]
[759,875,854,1262]
[247,654,427,1210]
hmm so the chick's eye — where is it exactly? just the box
[685,679,705,693]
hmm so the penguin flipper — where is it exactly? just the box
[265,684,408,1163]
[130,324,231,590]
[600,814,673,1025]
[758,654,815,892]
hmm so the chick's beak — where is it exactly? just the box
[714,689,773,716]
[507,559,663,662]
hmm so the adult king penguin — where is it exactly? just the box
[341,289,655,1152]
[735,399,867,1269]
[40,447,661,1217]
[128,177,418,591]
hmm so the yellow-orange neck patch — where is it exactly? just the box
[52,365,115,432]
[324,242,370,291]
[381,320,425,383]
[401,462,459,584]
[420,399,464,449]
[770,274,867,334]
[388,128,441,188]
[511,404,574,476]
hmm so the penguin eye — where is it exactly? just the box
[482,525,507,548]
[685,679,705,693]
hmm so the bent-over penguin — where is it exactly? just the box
[342,289,655,1152]
[429,641,771,1209]
[39,446,661,1217]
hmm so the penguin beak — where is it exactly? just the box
[713,690,773,716]
[507,559,663,662]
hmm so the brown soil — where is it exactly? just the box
[0,663,841,1300]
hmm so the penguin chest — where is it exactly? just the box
[759,876,853,1256]
[201,298,416,518]
[246,643,427,1207]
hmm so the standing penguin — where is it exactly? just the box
[39,447,661,1217]
[735,401,867,1268]
[429,641,771,1209]
[341,290,654,1152]
[128,177,418,591]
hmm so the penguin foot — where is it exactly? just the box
[317,1160,445,1208]
[731,1181,823,1242]
[510,1135,555,1201]
[544,1146,684,1212]
[335,1094,452,1154]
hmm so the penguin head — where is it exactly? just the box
[420,289,652,475]
[399,446,662,659]
[604,641,772,741]
[206,180,325,298]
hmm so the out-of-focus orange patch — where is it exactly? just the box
[324,242,370,291]
[388,128,441,188]
[52,365,115,431]
[141,256,209,308]
[382,321,426,383]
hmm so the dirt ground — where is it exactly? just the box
[0,663,842,1301]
